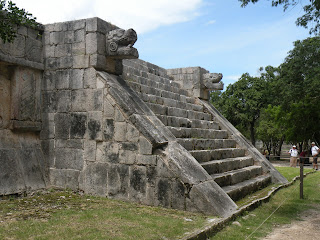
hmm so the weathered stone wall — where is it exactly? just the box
[0,24,48,195]
[167,67,210,99]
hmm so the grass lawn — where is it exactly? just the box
[0,190,213,240]
[0,166,317,240]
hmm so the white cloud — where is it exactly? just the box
[206,20,216,25]
[13,0,203,34]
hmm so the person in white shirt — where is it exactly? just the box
[311,142,319,170]
[288,145,298,167]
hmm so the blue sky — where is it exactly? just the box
[16,0,310,87]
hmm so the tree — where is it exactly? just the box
[0,0,39,43]
[211,73,269,146]
[239,0,320,35]
[277,36,320,144]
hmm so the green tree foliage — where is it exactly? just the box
[277,36,320,144]
[211,73,269,146]
[212,36,320,156]
[0,0,39,43]
[239,0,320,35]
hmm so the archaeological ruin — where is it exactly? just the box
[0,17,288,218]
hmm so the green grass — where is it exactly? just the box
[212,167,320,240]
[0,190,211,240]
[0,167,317,240]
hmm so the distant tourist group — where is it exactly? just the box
[288,142,319,170]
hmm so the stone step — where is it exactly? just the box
[158,116,219,130]
[139,93,203,112]
[189,148,246,163]
[212,165,263,187]
[123,59,171,80]
[167,127,228,139]
[146,103,211,120]
[128,81,196,104]
[222,175,272,201]
[178,138,235,150]
[201,156,254,174]
[126,74,189,96]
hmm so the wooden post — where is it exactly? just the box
[300,158,303,199]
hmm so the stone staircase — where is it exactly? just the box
[122,59,272,202]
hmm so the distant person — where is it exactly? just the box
[288,145,298,167]
[311,142,319,170]
[263,149,270,160]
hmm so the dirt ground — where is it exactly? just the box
[262,208,320,240]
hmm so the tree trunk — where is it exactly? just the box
[250,121,255,146]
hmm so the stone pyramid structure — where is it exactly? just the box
[0,17,287,218]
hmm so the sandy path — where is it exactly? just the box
[262,209,320,240]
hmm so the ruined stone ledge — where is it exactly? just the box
[0,53,44,70]
[10,120,42,132]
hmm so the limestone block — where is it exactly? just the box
[89,54,107,71]
[102,118,114,140]
[0,34,25,57]
[136,155,157,166]
[86,33,98,55]
[155,178,172,207]
[41,139,55,168]
[139,136,152,155]
[60,56,73,69]
[56,139,83,149]
[129,166,147,200]
[86,17,115,34]
[187,180,237,217]
[56,90,71,112]
[54,113,70,139]
[84,140,96,161]
[120,142,138,151]
[171,180,186,210]
[50,31,65,45]
[119,150,136,165]
[71,89,103,112]
[96,142,119,163]
[55,148,84,170]
[71,19,86,30]
[45,57,59,70]
[114,107,126,122]
[83,67,96,89]
[40,113,55,139]
[64,31,74,44]
[146,166,157,186]
[50,168,80,190]
[44,45,55,58]
[26,37,43,63]
[107,164,129,199]
[70,112,87,139]
[42,91,57,113]
[114,122,127,141]
[70,69,84,89]
[18,148,48,189]
[55,44,72,58]
[56,70,71,90]
[87,111,102,140]
[80,162,108,196]
[26,27,38,39]
[74,29,85,43]
[126,123,139,142]
[73,55,89,69]
[72,42,86,55]
[17,25,28,35]
[0,149,26,194]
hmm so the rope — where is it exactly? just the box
[245,182,300,239]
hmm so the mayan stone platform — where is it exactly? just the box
[0,17,288,218]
